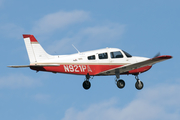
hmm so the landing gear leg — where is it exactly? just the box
[82,73,91,90]
[115,70,125,89]
[135,75,144,90]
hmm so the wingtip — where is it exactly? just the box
[156,55,172,59]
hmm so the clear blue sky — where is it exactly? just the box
[0,0,180,120]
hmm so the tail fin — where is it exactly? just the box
[23,34,52,64]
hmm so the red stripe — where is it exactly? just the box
[30,65,152,76]
[23,34,38,42]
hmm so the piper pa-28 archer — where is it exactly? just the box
[8,35,172,90]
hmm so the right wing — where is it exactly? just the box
[97,55,172,75]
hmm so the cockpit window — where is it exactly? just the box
[122,50,132,57]
[88,55,95,60]
[110,51,123,58]
[98,53,108,59]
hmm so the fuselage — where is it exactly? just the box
[30,48,151,76]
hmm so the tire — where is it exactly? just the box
[135,81,144,90]
[117,79,125,89]
[83,81,91,90]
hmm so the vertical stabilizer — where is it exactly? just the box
[23,34,52,64]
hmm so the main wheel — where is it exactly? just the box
[83,81,91,90]
[117,79,125,89]
[135,80,144,90]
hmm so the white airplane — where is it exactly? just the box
[8,35,172,90]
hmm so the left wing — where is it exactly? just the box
[97,55,172,75]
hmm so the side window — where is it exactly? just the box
[88,55,95,60]
[110,51,123,58]
[98,53,108,59]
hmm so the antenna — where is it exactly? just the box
[72,44,80,53]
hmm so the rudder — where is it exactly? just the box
[23,34,52,64]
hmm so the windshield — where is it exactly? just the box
[122,50,132,57]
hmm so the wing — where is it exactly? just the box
[97,55,172,75]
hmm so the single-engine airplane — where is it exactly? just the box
[8,35,172,90]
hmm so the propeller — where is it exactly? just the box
[154,52,161,58]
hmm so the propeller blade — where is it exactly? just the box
[154,52,161,58]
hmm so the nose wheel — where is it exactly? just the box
[135,75,144,90]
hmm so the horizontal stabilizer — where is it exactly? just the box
[7,65,30,68]
[8,64,60,68]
